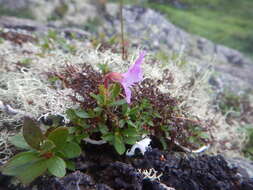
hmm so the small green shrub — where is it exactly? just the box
[66,83,158,155]
[84,17,102,34]
[0,37,4,44]
[60,64,210,152]
[218,90,242,115]
[1,118,81,184]
[48,3,69,21]
[19,58,33,66]
[40,30,77,54]
[243,125,253,160]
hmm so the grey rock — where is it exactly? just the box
[104,5,253,90]
[54,171,95,190]
[0,16,90,39]
[226,157,253,178]
[215,44,252,66]
[105,5,252,66]
[0,16,47,31]
[96,184,114,190]
[0,0,31,10]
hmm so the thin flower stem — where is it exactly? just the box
[120,0,126,60]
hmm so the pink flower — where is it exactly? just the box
[104,51,146,103]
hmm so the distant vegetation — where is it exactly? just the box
[147,0,253,59]
[111,0,253,59]
[0,5,34,19]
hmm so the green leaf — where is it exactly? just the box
[48,127,68,149]
[127,120,137,128]
[154,112,162,118]
[65,160,75,171]
[75,133,89,143]
[90,93,98,100]
[199,132,209,139]
[102,133,114,142]
[122,104,129,115]
[119,120,126,128]
[18,158,48,184]
[161,125,170,133]
[68,127,77,134]
[87,109,96,118]
[40,139,56,154]
[74,110,92,118]
[98,63,110,74]
[98,85,107,105]
[1,151,48,184]
[9,134,30,150]
[147,120,154,126]
[47,156,66,177]
[160,137,168,150]
[110,83,121,100]
[99,85,107,96]
[76,118,87,127]
[108,99,126,107]
[94,107,103,116]
[1,152,39,176]
[66,109,77,121]
[113,135,126,155]
[90,93,104,105]
[125,136,138,145]
[60,142,81,159]
[129,107,138,115]
[98,123,108,134]
[23,117,44,150]
[122,127,138,137]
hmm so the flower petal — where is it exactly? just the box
[120,51,146,103]
[122,83,132,104]
[121,51,145,86]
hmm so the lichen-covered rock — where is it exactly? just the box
[0,0,30,10]
[0,0,103,23]
[226,157,253,178]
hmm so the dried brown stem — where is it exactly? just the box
[120,0,126,60]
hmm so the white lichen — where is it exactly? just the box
[0,129,14,164]
[138,168,163,181]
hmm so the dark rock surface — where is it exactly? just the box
[1,147,253,190]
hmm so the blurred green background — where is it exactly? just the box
[111,0,253,59]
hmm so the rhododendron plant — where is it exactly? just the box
[104,52,146,103]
